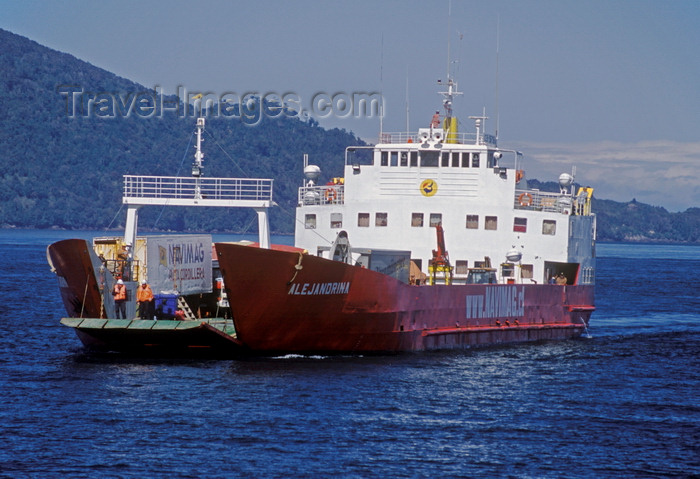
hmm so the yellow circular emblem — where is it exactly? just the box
[420,179,438,197]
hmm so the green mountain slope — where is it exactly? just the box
[1,28,698,243]
[0,28,356,233]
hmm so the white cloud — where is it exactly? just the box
[508,140,700,212]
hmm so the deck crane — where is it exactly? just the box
[428,224,454,285]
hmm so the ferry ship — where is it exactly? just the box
[48,78,595,355]
[213,78,596,354]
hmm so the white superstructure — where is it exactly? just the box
[295,82,596,286]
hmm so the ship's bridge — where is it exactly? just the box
[298,126,517,209]
[297,128,593,218]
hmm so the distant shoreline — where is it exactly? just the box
[0,225,694,244]
[0,225,295,237]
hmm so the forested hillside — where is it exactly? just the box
[0,28,356,234]
[1,28,698,243]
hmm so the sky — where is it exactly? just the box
[2,0,699,211]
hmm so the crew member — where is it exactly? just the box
[113,279,127,319]
[174,307,186,321]
[136,280,154,319]
[555,272,567,285]
[117,244,132,281]
[431,111,440,128]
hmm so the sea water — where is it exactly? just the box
[0,230,698,478]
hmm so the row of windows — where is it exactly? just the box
[380,150,493,168]
[305,212,557,235]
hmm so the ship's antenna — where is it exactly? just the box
[379,33,384,138]
[456,30,463,80]
[438,0,462,138]
[193,117,205,199]
[405,70,410,134]
[446,0,452,80]
[495,14,500,141]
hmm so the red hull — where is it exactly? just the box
[48,239,105,319]
[215,244,594,353]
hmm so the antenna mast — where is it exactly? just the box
[405,72,410,133]
[495,15,500,141]
[438,0,462,143]
[379,33,384,138]
[192,117,205,199]
[446,0,452,80]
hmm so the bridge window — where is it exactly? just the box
[472,153,480,168]
[513,217,527,233]
[375,212,388,227]
[542,219,556,235]
[410,151,418,167]
[462,153,470,167]
[391,152,398,167]
[452,152,460,167]
[350,148,374,166]
[400,152,408,166]
[521,264,533,279]
[466,214,479,229]
[421,151,439,167]
[429,213,442,227]
[305,214,316,229]
[441,152,450,167]
[358,213,370,227]
[330,213,342,229]
[485,216,498,230]
[380,151,388,166]
[411,213,424,227]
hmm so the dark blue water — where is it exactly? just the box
[1,230,698,478]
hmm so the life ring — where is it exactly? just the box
[518,192,533,207]
[324,189,337,202]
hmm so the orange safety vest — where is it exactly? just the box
[137,285,153,302]
[113,284,127,301]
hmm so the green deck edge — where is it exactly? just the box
[60,317,235,338]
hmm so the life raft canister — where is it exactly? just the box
[518,192,533,207]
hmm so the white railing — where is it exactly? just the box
[298,185,345,206]
[124,176,273,202]
[378,131,497,146]
[515,189,594,216]
[514,189,572,214]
